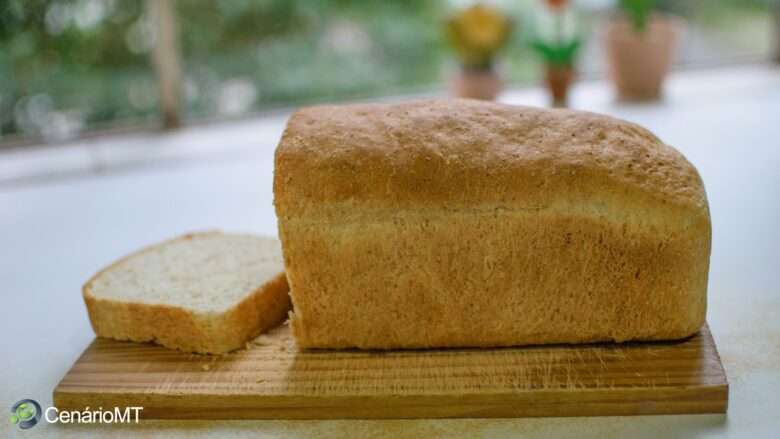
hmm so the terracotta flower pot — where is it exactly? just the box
[451,67,502,101]
[604,14,683,101]
[544,65,575,108]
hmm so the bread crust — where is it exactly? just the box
[274,99,711,349]
[83,232,291,354]
[275,99,708,218]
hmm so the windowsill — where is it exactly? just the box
[1,62,778,188]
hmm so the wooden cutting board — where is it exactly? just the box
[54,323,728,419]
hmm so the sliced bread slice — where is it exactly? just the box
[83,231,291,354]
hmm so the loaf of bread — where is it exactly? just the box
[83,232,291,354]
[274,99,710,349]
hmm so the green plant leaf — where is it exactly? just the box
[619,0,656,32]
[530,38,581,67]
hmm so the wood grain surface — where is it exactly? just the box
[53,323,728,419]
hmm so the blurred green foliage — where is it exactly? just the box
[176,0,450,116]
[1,0,457,140]
[0,0,153,138]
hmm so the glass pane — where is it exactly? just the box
[0,0,159,142]
[175,1,451,120]
[176,0,775,120]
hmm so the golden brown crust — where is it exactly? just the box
[274,99,711,349]
[275,99,708,220]
[82,233,291,354]
[284,211,708,349]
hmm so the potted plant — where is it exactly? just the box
[531,0,582,107]
[446,4,512,101]
[604,0,683,101]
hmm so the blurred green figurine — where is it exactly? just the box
[530,0,582,107]
[446,4,512,101]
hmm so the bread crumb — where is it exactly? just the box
[201,364,211,371]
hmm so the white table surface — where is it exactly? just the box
[1,65,778,438]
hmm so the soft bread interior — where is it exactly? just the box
[87,232,284,314]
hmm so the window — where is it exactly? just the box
[1,0,776,145]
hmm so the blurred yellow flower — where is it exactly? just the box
[446,4,512,69]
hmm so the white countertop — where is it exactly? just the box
[1,65,779,438]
